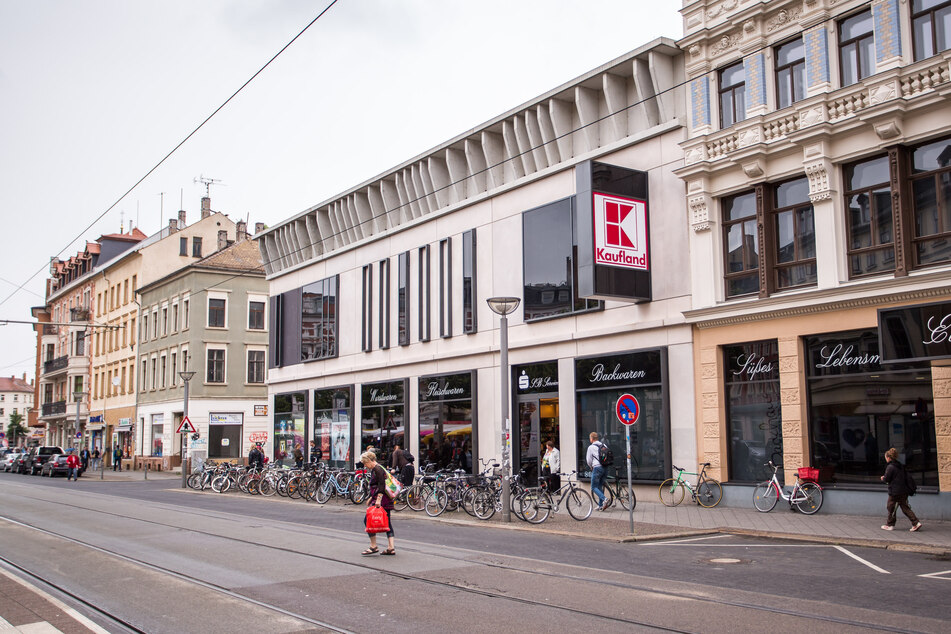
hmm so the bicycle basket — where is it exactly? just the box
[797,467,819,482]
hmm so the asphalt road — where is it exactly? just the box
[0,471,948,633]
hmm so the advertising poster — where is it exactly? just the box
[331,420,349,462]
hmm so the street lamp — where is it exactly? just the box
[179,370,196,489]
[72,391,86,452]
[487,296,520,523]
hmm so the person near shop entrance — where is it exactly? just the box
[587,432,607,511]
[91,447,100,471]
[390,444,407,472]
[292,444,304,469]
[66,449,81,480]
[79,446,90,472]
[248,444,265,470]
[112,446,123,471]
[542,440,561,492]
[881,447,922,532]
[360,451,396,556]
[399,452,415,487]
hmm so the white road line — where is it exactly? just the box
[918,569,951,580]
[643,534,731,544]
[833,545,890,574]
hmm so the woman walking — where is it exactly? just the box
[360,451,396,556]
[881,447,922,532]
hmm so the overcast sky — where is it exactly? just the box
[0,0,681,380]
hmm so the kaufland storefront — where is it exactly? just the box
[257,41,696,495]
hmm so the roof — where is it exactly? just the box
[99,228,148,242]
[0,377,32,393]
[195,239,264,272]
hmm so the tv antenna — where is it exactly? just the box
[194,175,224,197]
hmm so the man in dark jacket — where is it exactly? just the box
[881,447,922,532]
[399,452,416,487]
[248,444,265,470]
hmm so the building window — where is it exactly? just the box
[418,245,431,342]
[912,0,951,61]
[160,354,167,388]
[152,309,158,338]
[150,357,157,390]
[301,275,339,361]
[162,307,168,335]
[839,9,875,87]
[910,136,951,266]
[248,350,266,383]
[170,352,177,386]
[142,314,149,342]
[207,348,225,383]
[724,340,782,483]
[180,237,188,256]
[718,60,746,128]
[141,359,148,392]
[775,37,805,109]
[183,298,190,329]
[379,258,390,349]
[844,155,894,277]
[398,251,410,345]
[361,264,373,352]
[439,238,452,337]
[462,229,477,334]
[522,197,600,321]
[772,177,816,290]
[248,301,265,330]
[208,298,226,328]
[172,303,179,332]
[192,237,203,258]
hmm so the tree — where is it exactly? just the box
[6,412,28,447]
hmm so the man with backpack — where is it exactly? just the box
[586,432,612,511]
[880,447,922,532]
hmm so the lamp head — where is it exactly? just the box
[486,296,520,316]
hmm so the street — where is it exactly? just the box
[0,472,948,633]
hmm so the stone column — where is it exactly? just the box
[933,363,951,492]
[779,335,807,473]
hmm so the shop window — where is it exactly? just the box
[418,245,431,342]
[462,230,477,334]
[314,387,353,469]
[419,372,475,472]
[206,348,225,383]
[514,361,560,486]
[361,380,406,468]
[839,9,874,87]
[208,298,226,328]
[574,349,669,481]
[247,350,265,383]
[361,264,373,352]
[912,0,951,61]
[439,238,452,337]
[398,251,410,345]
[301,276,338,361]
[805,329,937,488]
[844,155,894,277]
[772,177,817,290]
[274,392,306,468]
[910,136,951,266]
[151,415,164,456]
[378,258,391,349]
[775,37,805,109]
[208,418,242,460]
[248,301,265,330]
[723,341,783,483]
[718,60,746,128]
[522,197,601,320]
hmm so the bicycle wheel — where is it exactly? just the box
[443,483,460,512]
[187,473,203,490]
[393,489,409,511]
[315,480,333,504]
[259,477,277,497]
[406,484,427,512]
[617,483,636,511]
[565,487,594,521]
[696,479,723,508]
[461,486,481,517]
[659,479,685,507]
[210,475,229,493]
[247,478,260,495]
[794,482,823,515]
[425,488,448,517]
[287,476,302,499]
[350,480,369,505]
[472,490,497,520]
[752,481,779,512]
[521,490,552,524]
[602,482,615,509]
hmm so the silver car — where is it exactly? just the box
[1,449,26,472]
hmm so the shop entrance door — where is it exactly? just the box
[516,395,559,485]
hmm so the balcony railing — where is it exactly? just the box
[43,355,68,375]
[42,324,57,335]
[70,307,90,322]
[41,400,66,417]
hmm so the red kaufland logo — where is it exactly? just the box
[593,192,648,270]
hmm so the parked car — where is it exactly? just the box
[40,454,71,478]
[20,446,64,475]
[1,448,27,472]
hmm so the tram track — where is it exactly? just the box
[0,484,928,634]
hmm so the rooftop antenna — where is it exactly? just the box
[120,210,125,233]
[194,175,224,198]
[158,192,165,233]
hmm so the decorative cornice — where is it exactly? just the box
[689,195,711,232]
[767,7,802,31]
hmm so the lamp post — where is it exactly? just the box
[72,391,85,452]
[179,370,195,489]
[487,296,520,523]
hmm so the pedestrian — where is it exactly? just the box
[66,449,81,481]
[881,447,922,532]
[390,444,407,472]
[542,440,561,492]
[360,451,396,556]
[80,446,90,472]
[112,446,123,471]
[399,452,416,488]
[91,447,100,471]
[586,432,607,511]
[292,443,304,469]
[248,444,265,470]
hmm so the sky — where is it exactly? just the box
[0,0,682,380]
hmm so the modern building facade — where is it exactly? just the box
[676,0,951,515]
[135,232,268,469]
[257,39,695,483]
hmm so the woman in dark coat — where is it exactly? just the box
[881,447,922,532]
[360,451,396,556]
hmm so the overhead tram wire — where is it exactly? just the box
[0,0,341,310]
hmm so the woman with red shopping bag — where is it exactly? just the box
[361,451,396,556]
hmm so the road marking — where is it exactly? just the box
[918,569,951,580]
[644,534,730,544]
[833,546,890,574]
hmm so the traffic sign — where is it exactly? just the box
[176,416,197,434]
[615,393,640,426]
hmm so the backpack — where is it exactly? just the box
[904,466,918,496]
[597,442,614,468]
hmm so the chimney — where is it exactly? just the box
[236,221,247,242]
[217,230,228,251]
[255,222,266,234]
[178,210,186,228]
[168,219,178,234]
[201,197,212,219]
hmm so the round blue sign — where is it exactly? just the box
[615,393,640,426]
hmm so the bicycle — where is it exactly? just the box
[658,463,722,508]
[753,461,823,515]
[600,468,637,511]
[517,471,594,523]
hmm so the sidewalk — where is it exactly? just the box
[0,567,106,634]
[76,466,180,482]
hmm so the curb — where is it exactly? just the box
[723,528,951,555]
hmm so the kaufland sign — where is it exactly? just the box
[593,193,649,271]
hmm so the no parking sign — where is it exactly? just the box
[615,393,640,426]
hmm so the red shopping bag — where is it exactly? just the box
[365,506,390,534]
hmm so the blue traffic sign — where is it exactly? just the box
[615,393,640,426]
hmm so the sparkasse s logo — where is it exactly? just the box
[593,192,648,271]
